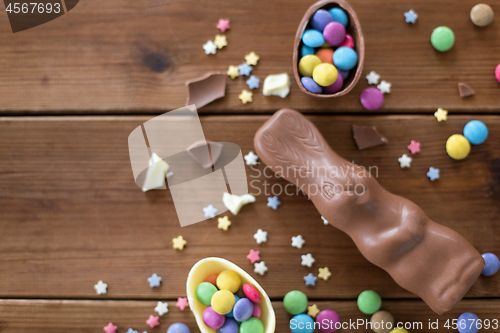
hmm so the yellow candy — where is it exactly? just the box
[216,270,241,293]
[389,329,409,333]
[312,63,338,87]
[320,42,331,48]
[298,55,321,77]
[211,289,236,315]
[446,134,470,160]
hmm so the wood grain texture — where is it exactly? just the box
[0,0,498,114]
[0,115,498,301]
[1,299,500,332]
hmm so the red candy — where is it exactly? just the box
[204,273,219,286]
[252,303,261,318]
[243,283,261,303]
[339,35,354,48]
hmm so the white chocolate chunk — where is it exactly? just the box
[263,73,290,98]
[142,152,170,192]
[222,192,256,215]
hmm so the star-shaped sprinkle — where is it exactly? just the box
[398,154,413,168]
[254,261,268,275]
[126,329,138,333]
[244,151,259,166]
[321,216,329,225]
[308,304,320,318]
[216,18,230,32]
[245,52,260,66]
[203,204,218,218]
[94,280,107,295]
[214,35,227,49]
[176,297,189,311]
[104,323,118,333]
[246,75,260,89]
[247,249,260,263]
[238,63,253,76]
[407,140,421,154]
[218,216,231,231]
[427,167,440,181]
[203,40,217,55]
[301,253,315,267]
[366,71,380,85]
[227,65,240,79]
[291,235,305,249]
[154,301,169,316]
[377,80,391,94]
[253,229,268,244]
[304,273,317,286]
[434,108,448,122]
[238,90,253,104]
[147,273,162,288]
[267,196,281,210]
[318,267,332,281]
[404,9,418,24]
[146,315,160,328]
[172,235,187,250]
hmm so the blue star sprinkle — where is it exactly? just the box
[304,273,317,286]
[147,273,162,288]
[238,63,253,76]
[404,9,418,24]
[246,75,260,89]
[267,196,281,210]
[427,167,440,181]
[126,329,139,333]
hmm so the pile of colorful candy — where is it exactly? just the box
[298,6,357,95]
[195,270,264,333]
[446,120,488,160]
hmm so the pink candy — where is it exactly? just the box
[323,22,345,46]
[243,283,261,303]
[339,34,354,48]
[495,63,500,83]
[252,303,261,318]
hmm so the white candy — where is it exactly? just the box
[263,73,290,98]
[142,152,169,192]
[222,192,256,215]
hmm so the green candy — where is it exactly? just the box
[240,317,264,333]
[283,290,308,315]
[431,26,455,52]
[196,282,218,306]
[357,290,382,315]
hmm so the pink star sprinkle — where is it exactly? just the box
[407,140,421,154]
[103,323,118,333]
[247,249,260,264]
[176,297,189,311]
[216,19,230,32]
[146,315,160,328]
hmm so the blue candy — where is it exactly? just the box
[301,77,322,94]
[225,295,240,318]
[217,318,239,333]
[289,314,315,333]
[329,8,349,27]
[302,29,325,48]
[310,9,333,31]
[233,298,253,322]
[300,44,315,57]
[463,120,488,145]
[458,313,479,333]
[482,253,499,276]
[333,47,358,71]
[167,323,191,333]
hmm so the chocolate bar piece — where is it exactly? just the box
[254,109,484,314]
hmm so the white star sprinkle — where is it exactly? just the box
[366,71,380,85]
[398,154,413,168]
[94,280,107,295]
[254,261,268,275]
[203,40,217,55]
[203,204,218,218]
[291,235,305,249]
[253,229,268,244]
[377,80,391,94]
[244,151,259,166]
[404,9,418,24]
[301,253,315,267]
[154,301,169,316]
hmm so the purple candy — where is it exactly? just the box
[217,318,239,333]
[233,298,254,322]
[252,303,261,318]
[338,69,350,80]
[301,77,322,94]
[315,310,340,333]
[360,87,384,110]
[167,323,191,333]
[310,9,334,31]
[323,22,346,46]
[323,74,344,94]
[203,306,226,329]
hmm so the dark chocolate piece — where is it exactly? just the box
[186,72,226,108]
[352,125,387,150]
[458,83,475,98]
[186,140,223,169]
[254,109,484,315]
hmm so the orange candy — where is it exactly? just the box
[204,273,219,286]
[315,48,334,65]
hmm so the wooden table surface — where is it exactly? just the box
[0,0,499,332]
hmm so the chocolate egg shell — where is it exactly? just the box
[293,0,365,98]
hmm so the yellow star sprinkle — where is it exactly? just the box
[434,108,448,122]
[245,52,260,66]
[307,304,320,318]
[227,65,239,79]
[214,35,227,49]
[318,267,332,281]
[218,216,231,231]
[172,235,187,250]
[238,90,253,104]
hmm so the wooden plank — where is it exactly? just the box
[0,0,498,114]
[0,115,498,300]
[1,299,499,332]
